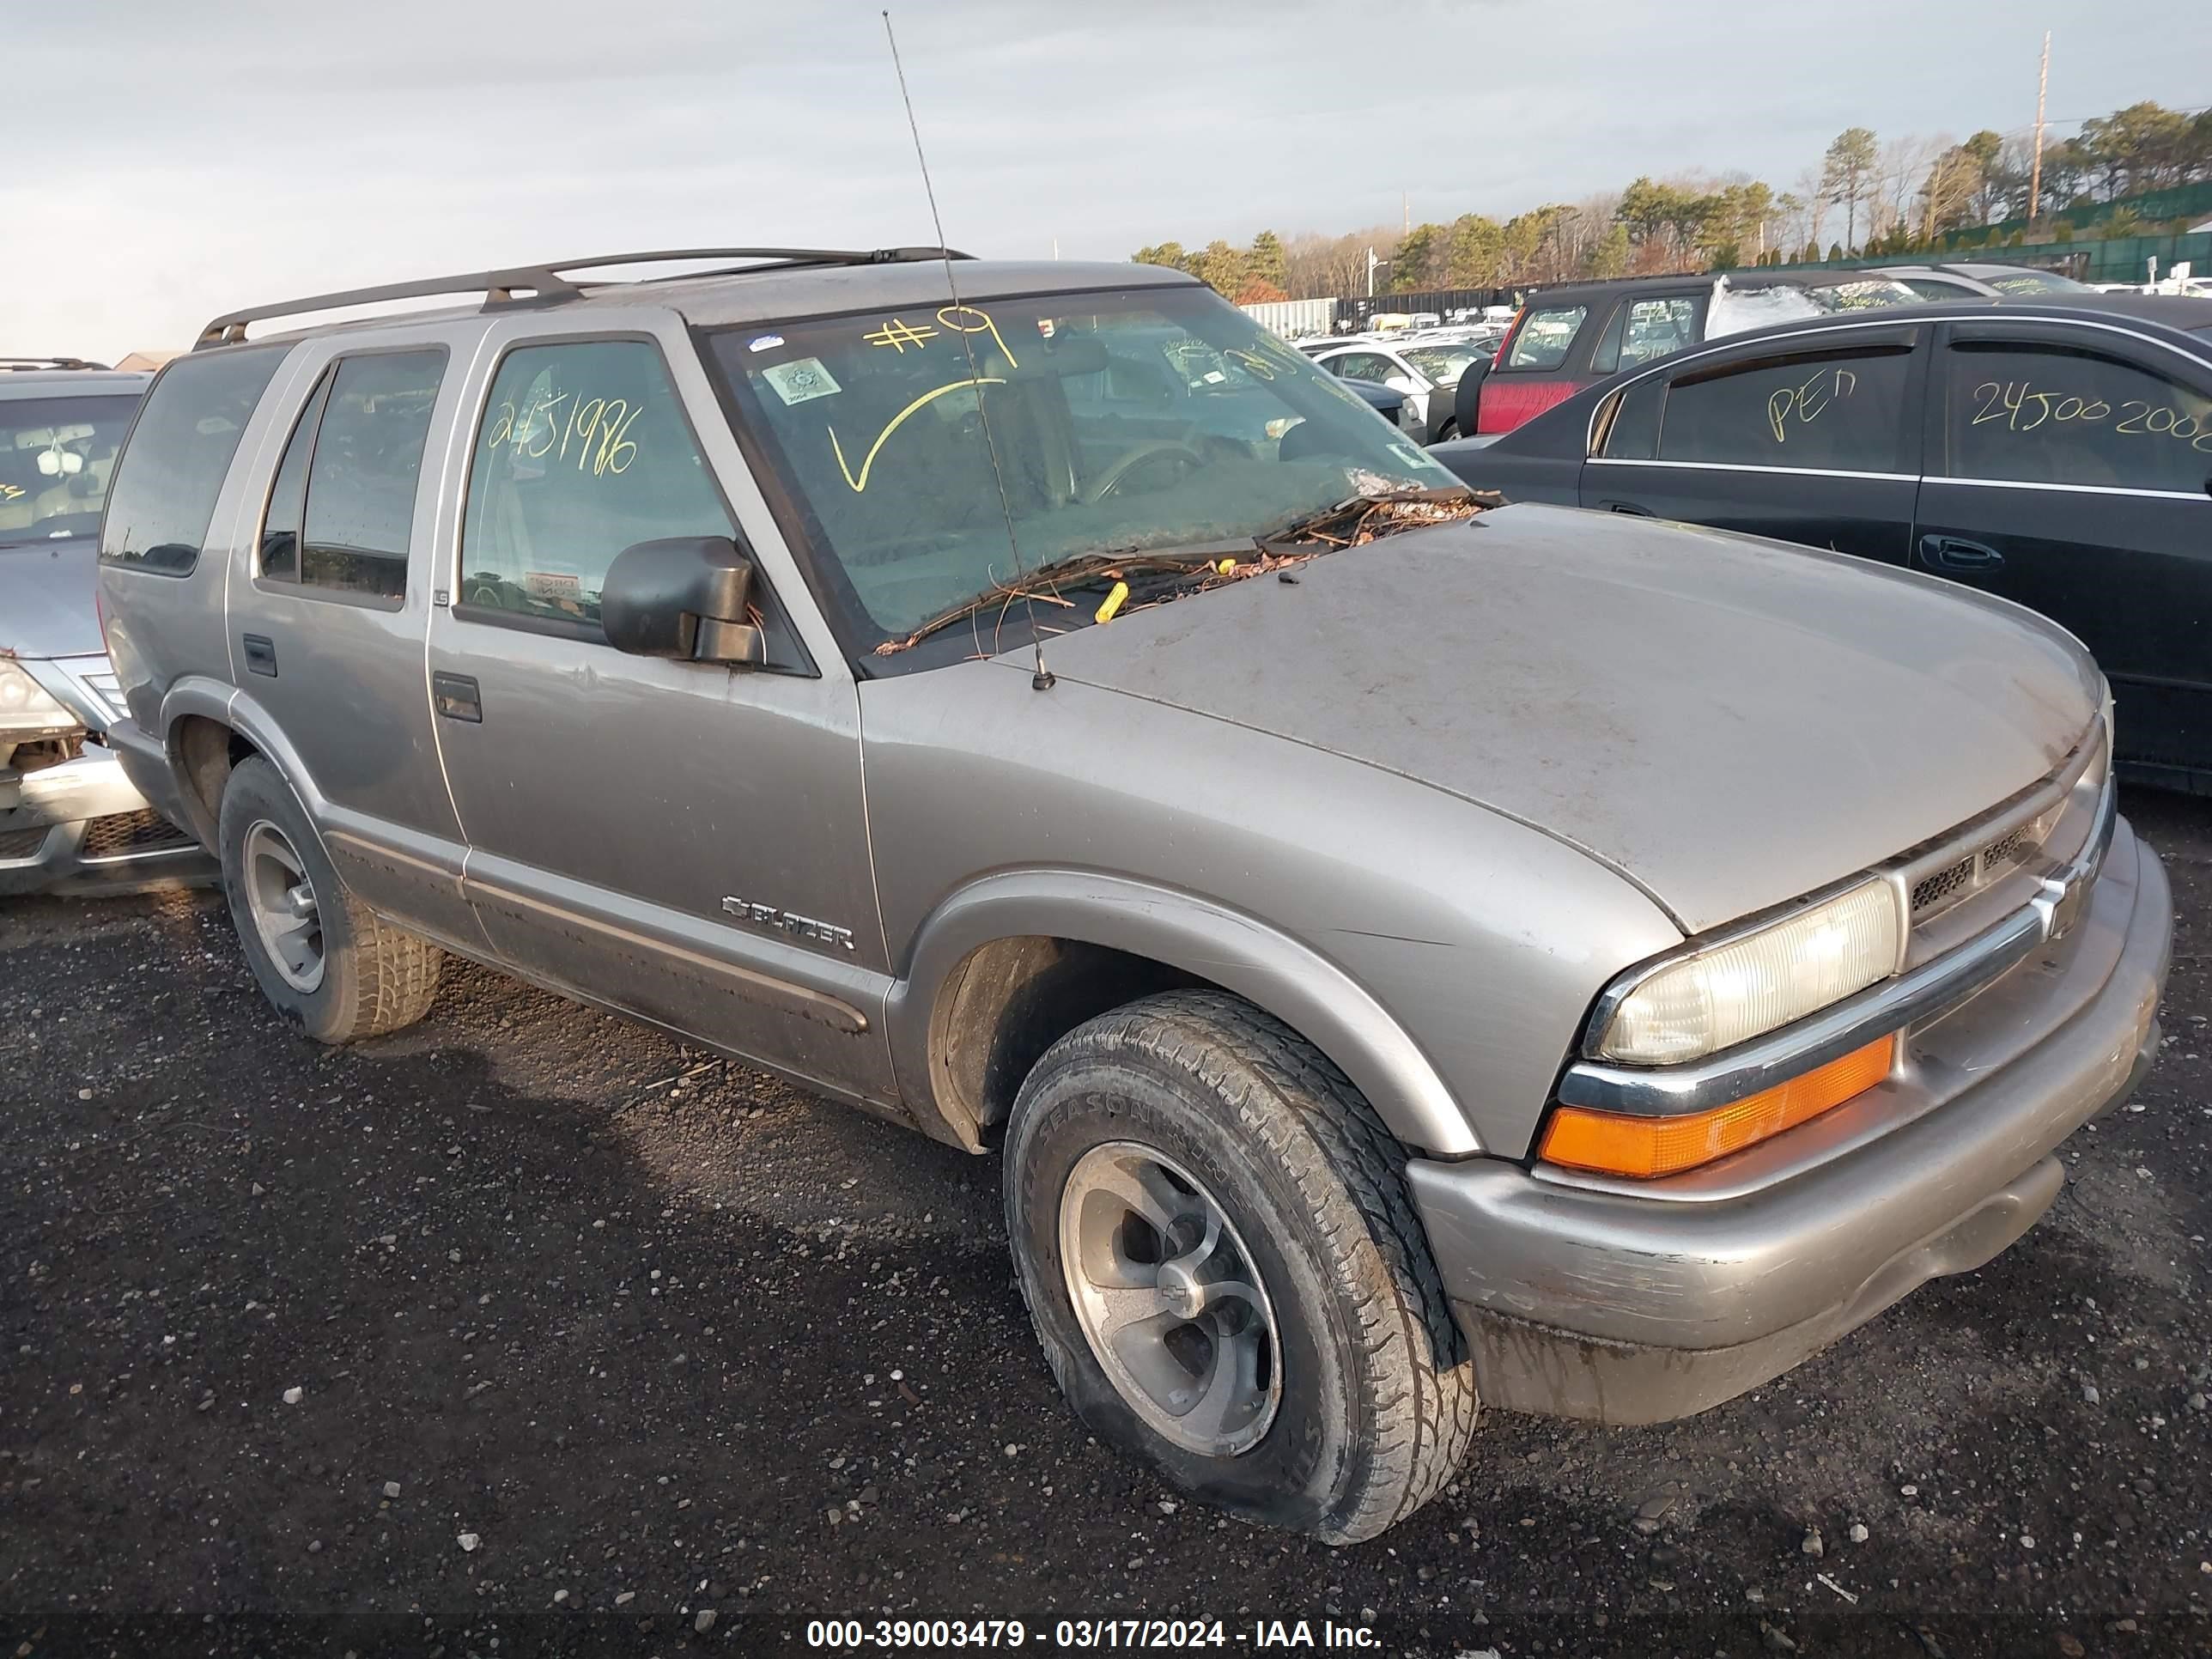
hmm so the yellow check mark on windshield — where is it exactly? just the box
[827,376,1006,493]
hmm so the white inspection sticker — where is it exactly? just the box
[761,358,842,405]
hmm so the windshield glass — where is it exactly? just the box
[1401,345,1483,386]
[1802,277,1924,312]
[710,286,1454,657]
[1984,269,2089,295]
[0,392,140,548]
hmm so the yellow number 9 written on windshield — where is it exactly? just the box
[483,389,644,476]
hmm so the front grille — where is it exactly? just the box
[78,809,191,860]
[1906,805,2061,924]
[1983,824,2033,871]
[1911,856,1975,915]
[0,825,52,860]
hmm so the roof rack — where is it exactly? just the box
[0,356,111,371]
[194,246,973,350]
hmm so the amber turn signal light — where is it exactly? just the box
[1540,1035,1898,1181]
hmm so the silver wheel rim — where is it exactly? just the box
[1058,1141,1283,1457]
[241,819,325,994]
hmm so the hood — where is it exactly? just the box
[1021,503,2099,934]
[0,539,103,658]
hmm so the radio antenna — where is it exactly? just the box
[882,10,1053,690]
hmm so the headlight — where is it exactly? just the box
[1595,878,1903,1065]
[0,659,82,741]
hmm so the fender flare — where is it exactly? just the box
[884,868,1481,1156]
[159,678,336,862]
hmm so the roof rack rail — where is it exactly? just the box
[193,246,973,350]
[0,356,111,371]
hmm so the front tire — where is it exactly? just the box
[217,757,443,1043]
[1004,990,1479,1544]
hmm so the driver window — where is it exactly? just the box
[459,338,736,636]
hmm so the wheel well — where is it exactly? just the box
[927,937,1204,1149]
[172,714,260,844]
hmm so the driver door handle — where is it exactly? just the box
[1919,534,2004,572]
[1597,501,1653,516]
[432,672,483,723]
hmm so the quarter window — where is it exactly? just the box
[1599,377,1663,460]
[459,338,735,635]
[1504,307,1588,372]
[98,346,285,574]
[283,350,446,601]
[1940,340,2212,493]
[1656,346,1915,471]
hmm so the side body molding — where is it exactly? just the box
[884,869,1482,1157]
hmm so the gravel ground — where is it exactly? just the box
[3,790,2208,1659]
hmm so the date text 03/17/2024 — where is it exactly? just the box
[800,1619,1389,1650]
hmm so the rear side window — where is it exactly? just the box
[1504,306,1588,372]
[99,346,285,574]
[1657,346,1916,472]
[1609,298,1702,373]
[458,337,735,636]
[1940,340,2212,492]
[1327,351,1401,385]
[287,350,445,602]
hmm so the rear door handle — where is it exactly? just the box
[1919,534,2004,572]
[1597,501,1653,516]
[432,672,483,723]
[241,634,276,678]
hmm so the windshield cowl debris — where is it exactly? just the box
[872,489,1493,658]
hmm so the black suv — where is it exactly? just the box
[1474,270,1924,436]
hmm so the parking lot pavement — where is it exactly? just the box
[2,793,2208,1658]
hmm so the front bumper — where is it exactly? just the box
[1406,817,2171,1425]
[0,742,210,897]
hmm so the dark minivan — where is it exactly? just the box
[1432,294,2212,790]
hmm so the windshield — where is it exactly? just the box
[1801,277,1924,312]
[1401,345,1483,386]
[0,392,140,548]
[710,286,1454,658]
[1984,269,2090,295]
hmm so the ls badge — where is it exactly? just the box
[720,896,857,952]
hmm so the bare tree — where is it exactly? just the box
[1790,166,1828,252]
[1872,135,1944,242]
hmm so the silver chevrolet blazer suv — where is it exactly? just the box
[95,249,2172,1544]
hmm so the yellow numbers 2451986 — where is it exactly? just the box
[483,387,643,477]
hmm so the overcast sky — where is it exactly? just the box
[5,0,2203,356]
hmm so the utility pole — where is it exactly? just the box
[2027,30,2051,228]
[1402,190,1411,237]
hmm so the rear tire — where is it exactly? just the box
[217,757,442,1043]
[1004,990,1479,1544]
[1435,419,1460,441]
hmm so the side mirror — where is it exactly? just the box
[1384,374,1419,394]
[601,536,766,665]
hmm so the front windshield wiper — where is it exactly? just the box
[871,540,1259,657]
